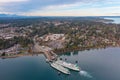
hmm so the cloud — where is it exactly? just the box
[112,13,120,15]
[0,0,119,16]
[24,3,120,16]
[0,0,28,3]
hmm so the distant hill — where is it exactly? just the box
[0,14,119,20]
[99,16,120,18]
[0,14,120,18]
[0,14,31,20]
[0,14,20,17]
[0,14,31,19]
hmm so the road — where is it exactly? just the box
[33,36,57,61]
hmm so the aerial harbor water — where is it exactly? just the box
[105,17,120,24]
[0,0,120,80]
[0,47,120,80]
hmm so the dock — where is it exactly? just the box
[33,42,57,61]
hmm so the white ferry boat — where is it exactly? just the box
[50,62,70,74]
[55,60,80,71]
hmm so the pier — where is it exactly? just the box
[33,42,57,61]
[32,36,57,61]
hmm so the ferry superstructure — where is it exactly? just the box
[55,60,80,71]
[50,62,70,74]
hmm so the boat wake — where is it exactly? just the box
[79,70,93,78]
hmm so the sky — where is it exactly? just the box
[0,0,120,16]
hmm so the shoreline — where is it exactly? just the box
[0,53,42,59]
[53,46,120,54]
[0,46,120,59]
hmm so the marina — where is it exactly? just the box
[33,39,80,74]
[33,36,81,74]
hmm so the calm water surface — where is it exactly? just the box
[105,18,120,24]
[0,47,120,80]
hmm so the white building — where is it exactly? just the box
[44,34,65,41]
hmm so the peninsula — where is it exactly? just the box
[0,17,120,59]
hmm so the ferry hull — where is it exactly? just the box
[50,62,70,75]
[55,60,80,72]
